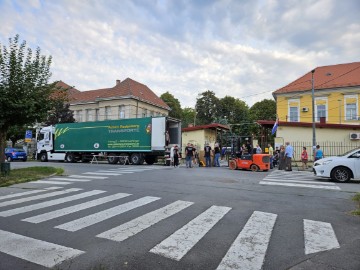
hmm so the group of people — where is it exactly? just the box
[273,143,325,171]
[203,142,221,167]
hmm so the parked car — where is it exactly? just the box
[4,148,27,162]
[313,148,360,182]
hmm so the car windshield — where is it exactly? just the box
[338,148,360,157]
[14,149,25,152]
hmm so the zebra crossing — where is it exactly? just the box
[0,187,340,269]
[31,166,166,186]
[260,170,341,190]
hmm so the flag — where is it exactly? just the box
[271,118,279,135]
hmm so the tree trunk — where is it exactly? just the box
[0,130,6,163]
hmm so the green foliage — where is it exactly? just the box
[195,90,220,125]
[0,34,53,162]
[0,166,64,187]
[45,100,75,125]
[181,107,196,128]
[160,91,182,119]
[249,99,276,121]
[7,125,28,146]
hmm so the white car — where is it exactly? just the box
[313,148,360,182]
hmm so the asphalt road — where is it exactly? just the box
[0,161,359,270]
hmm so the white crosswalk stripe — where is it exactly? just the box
[0,187,62,201]
[0,188,82,208]
[55,196,161,232]
[260,170,341,190]
[0,229,84,268]
[217,211,277,270]
[68,175,108,179]
[32,180,73,185]
[150,205,232,261]
[22,192,131,224]
[0,188,342,268]
[0,190,106,217]
[304,219,340,255]
[50,177,91,182]
[82,172,123,176]
[97,200,194,242]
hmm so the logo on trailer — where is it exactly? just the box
[94,143,100,149]
[60,144,65,149]
[146,124,151,134]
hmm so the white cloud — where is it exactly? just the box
[0,0,358,108]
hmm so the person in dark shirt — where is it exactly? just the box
[204,143,212,167]
[213,143,221,167]
[173,145,179,168]
[185,143,194,168]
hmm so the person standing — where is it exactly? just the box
[173,145,179,167]
[214,143,221,167]
[301,146,308,170]
[268,144,274,169]
[278,145,285,170]
[314,145,324,161]
[256,144,262,154]
[284,142,293,171]
[185,143,194,168]
[204,143,212,167]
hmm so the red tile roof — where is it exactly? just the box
[273,62,360,95]
[182,123,230,132]
[67,78,170,110]
[53,81,80,101]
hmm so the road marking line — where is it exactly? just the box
[45,187,64,190]
[32,180,73,185]
[216,211,277,270]
[0,188,82,208]
[261,178,336,185]
[97,200,194,242]
[304,219,340,255]
[23,193,131,223]
[68,175,108,179]
[150,205,231,261]
[260,181,341,190]
[50,177,91,182]
[0,229,84,268]
[55,196,161,232]
[82,172,122,176]
[0,189,54,201]
[0,190,106,217]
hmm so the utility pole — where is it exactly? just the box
[311,69,316,153]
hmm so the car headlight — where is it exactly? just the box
[317,159,332,165]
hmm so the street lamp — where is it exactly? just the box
[311,69,316,151]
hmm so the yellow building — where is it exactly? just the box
[262,62,360,158]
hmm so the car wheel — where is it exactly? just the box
[331,167,351,183]
[250,164,259,172]
[40,152,48,162]
[6,156,12,162]
[22,158,27,162]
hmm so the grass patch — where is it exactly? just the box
[0,167,64,187]
[351,193,360,216]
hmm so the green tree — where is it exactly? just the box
[181,107,196,128]
[195,90,220,125]
[249,99,276,121]
[0,35,54,163]
[160,91,182,119]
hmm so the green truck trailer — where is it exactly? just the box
[36,117,181,165]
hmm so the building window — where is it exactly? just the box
[316,104,326,121]
[105,106,112,120]
[346,103,357,120]
[75,110,83,122]
[119,105,125,119]
[142,109,147,118]
[95,109,99,121]
[289,107,298,122]
[86,109,93,122]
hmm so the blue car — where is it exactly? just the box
[5,148,27,162]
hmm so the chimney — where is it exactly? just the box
[116,79,121,85]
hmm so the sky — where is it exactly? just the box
[1,0,359,108]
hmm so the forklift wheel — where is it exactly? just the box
[229,160,237,170]
[250,164,259,172]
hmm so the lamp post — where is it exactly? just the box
[338,99,342,124]
[311,69,316,151]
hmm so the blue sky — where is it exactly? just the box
[1,0,359,108]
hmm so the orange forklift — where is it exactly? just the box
[229,153,270,172]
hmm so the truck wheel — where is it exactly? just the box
[66,153,76,163]
[107,156,119,164]
[229,160,237,170]
[145,156,155,165]
[40,152,48,162]
[130,153,142,165]
[250,164,259,172]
